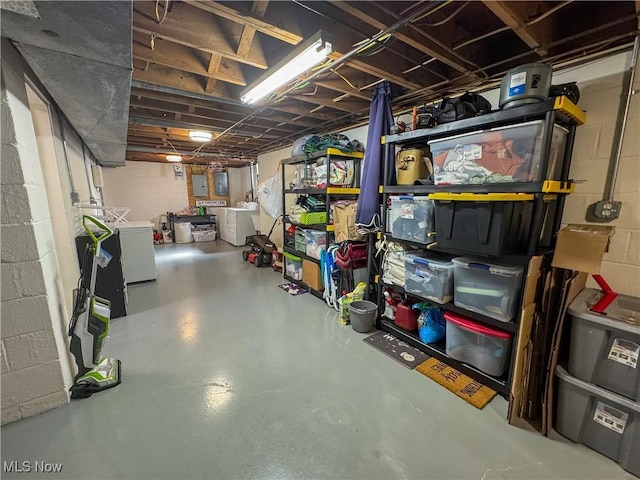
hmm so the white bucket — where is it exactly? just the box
[174,223,193,243]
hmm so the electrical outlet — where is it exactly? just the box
[594,200,622,220]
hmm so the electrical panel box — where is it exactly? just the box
[192,174,208,196]
[91,165,104,188]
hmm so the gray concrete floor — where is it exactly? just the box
[1,241,634,479]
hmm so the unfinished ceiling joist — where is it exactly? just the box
[124,0,637,161]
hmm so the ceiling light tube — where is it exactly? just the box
[188,130,213,142]
[240,30,334,105]
[166,154,182,162]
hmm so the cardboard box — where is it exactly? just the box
[552,224,614,273]
[302,259,323,292]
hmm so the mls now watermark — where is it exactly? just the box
[4,461,63,474]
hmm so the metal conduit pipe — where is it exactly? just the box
[605,35,639,201]
[55,107,80,204]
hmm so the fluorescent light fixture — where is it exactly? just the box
[240,30,333,105]
[188,130,213,142]
[166,154,182,162]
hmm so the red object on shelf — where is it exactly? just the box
[590,274,618,314]
[443,311,512,339]
[394,302,419,332]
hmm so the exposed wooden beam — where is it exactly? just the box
[482,1,549,56]
[129,98,299,133]
[129,114,280,140]
[133,1,268,69]
[124,151,252,165]
[236,1,269,59]
[132,62,231,99]
[190,0,302,45]
[190,0,426,90]
[312,78,372,101]
[205,54,222,94]
[132,34,246,86]
[268,102,346,122]
[129,134,266,148]
[126,135,266,151]
[129,88,321,128]
[131,80,244,107]
[335,54,423,90]
[291,94,370,114]
[331,1,472,75]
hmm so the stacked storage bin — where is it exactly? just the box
[444,312,513,377]
[441,257,520,376]
[555,289,640,477]
[389,195,435,245]
[428,120,568,185]
[404,253,454,304]
[283,252,303,280]
[451,258,523,322]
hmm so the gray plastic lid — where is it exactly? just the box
[568,288,640,335]
[555,365,640,412]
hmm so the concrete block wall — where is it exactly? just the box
[562,64,640,297]
[102,161,188,229]
[1,49,71,424]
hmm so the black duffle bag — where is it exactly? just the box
[415,92,492,128]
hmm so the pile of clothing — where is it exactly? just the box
[432,130,532,185]
[380,239,410,287]
[291,133,363,158]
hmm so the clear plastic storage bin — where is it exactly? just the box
[389,195,435,244]
[283,252,302,280]
[304,230,327,260]
[452,257,523,322]
[444,311,513,377]
[567,288,640,401]
[555,366,640,477]
[428,120,568,185]
[403,253,454,304]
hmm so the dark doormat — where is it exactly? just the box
[416,358,497,409]
[363,331,429,369]
[278,283,308,296]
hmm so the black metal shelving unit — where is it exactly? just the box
[374,97,585,397]
[281,148,364,297]
[380,318,509,394]
[377,278,519,334]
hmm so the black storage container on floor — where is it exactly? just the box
[430,193,533,256]
[75,233,127,319]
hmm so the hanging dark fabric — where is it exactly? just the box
[355,81,394,231]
